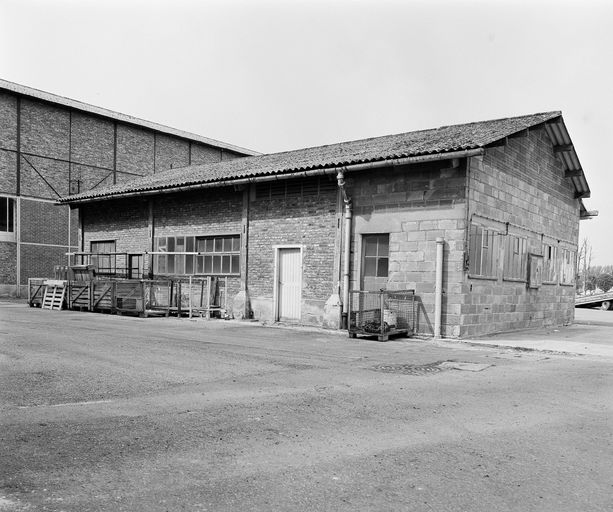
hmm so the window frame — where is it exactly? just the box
[361,234,390,279]
[542,242,558,284]
[503,233,528,282]
[468,223,500,280]
[153,234,241,277]
[560,247,576,286]
[0,196,16,242]
[90,240,117,276]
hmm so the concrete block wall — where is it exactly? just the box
[462,127,580,337]
[248,181,338,325]
[348,161,467,337]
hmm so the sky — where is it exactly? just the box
[1,0,611,262]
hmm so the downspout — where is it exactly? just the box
[337,170,352,329]
[434,237,444,338]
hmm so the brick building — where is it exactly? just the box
[60,111,595,337]
[0,79,258,297]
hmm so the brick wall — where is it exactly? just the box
[348,161,467,337]
[70,111,115,169]
[248,179,338,325]
[154,134,190,172]
[21,200,69,245]
[20,244,66,284]
[0,87,250,293]
[116,124,154,176]
[0,242,16,284]
[0,92,17,195]
[83,199,149,254]
[463,127,579,336]
[0,150,17,195]
[190,144,222,165]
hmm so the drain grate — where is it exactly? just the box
[371,361,450,376]
[372,360,492,375]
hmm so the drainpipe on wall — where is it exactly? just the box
[434,237,444,338]
[337,170,352,329]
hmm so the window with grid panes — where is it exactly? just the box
[468,224,499,278]
[90,240,116,275]
[153,235,240,276]
[361,234,389,291]
[195,235,240,275]
[362,234,389,278]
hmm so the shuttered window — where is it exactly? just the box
[560,248,576,285]
[543,243,558,283]
[468,224,499,279]
[503,234,527,281]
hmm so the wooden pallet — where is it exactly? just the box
[42,281,66,310]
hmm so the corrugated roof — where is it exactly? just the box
[59,111,589,204]
[0,78,260,156]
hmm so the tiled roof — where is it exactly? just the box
[0,78,260,156]
[59,111,562,203]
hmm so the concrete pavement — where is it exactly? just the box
[1,302,612,511]
[457,307,613,357]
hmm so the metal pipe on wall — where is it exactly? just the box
[336,171,352,328]
[434,237,444,338]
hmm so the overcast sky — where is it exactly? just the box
[1,0,610,263]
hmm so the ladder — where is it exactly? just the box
[42,280,66,311]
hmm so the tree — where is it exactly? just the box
[577,237,593,294]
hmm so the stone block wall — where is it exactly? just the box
[462,127,580,336]
[348,161,467,337]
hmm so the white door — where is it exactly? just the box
[277,248,301,321]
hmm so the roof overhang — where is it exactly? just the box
[58,148,485,206]
[544,117,591,199]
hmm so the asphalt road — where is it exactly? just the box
[1,303,612,511]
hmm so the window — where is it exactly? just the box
[255,177,337,200]
[503,234,527,281]
[560,248,576,285]
[0,197,15,239]
[361,234,389,291]
[468,224,499,278]
[91,240,116,276]
[195,235,240,275]
[153,235,240,276]
[362,234,389,278]
[543,243,558,284]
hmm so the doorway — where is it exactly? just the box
[276,247,302,322]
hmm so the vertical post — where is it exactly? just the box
[15,197,21,297]
[15,97,21,297]
[188,275,193,319]
[434,237,445,338]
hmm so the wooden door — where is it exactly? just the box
[277,248,301,321]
